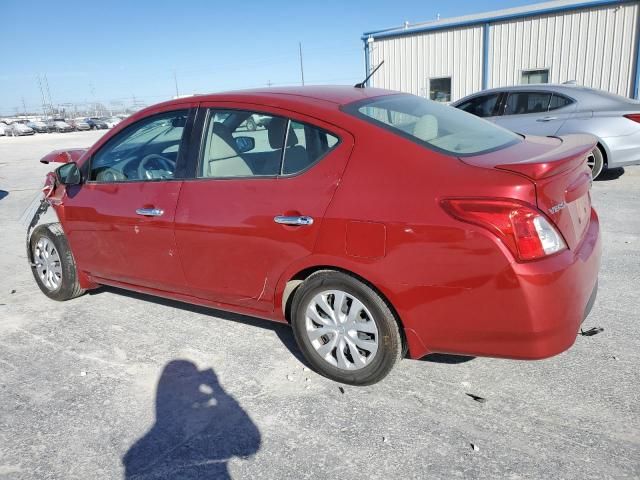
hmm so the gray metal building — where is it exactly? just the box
[362,0,640,102]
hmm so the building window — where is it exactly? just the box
[429,77,451,102]
[521,69,549,84]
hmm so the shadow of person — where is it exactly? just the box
[123,360,261,479]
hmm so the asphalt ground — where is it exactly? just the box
[0,131,638,479]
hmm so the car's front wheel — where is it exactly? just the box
[30,223,85,301]
[291,271,403,385]
[587,145,605,180]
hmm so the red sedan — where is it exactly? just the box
[30,86,601,385]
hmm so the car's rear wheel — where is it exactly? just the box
[30,223,85,301]
[587,145,605,180]
[291,271,403,385]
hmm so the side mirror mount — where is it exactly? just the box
[235,136,255,153]
[55,162,82,186]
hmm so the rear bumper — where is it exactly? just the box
[406,208,601,360]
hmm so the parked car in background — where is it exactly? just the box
[452,84,640,179]
[102,117,121,128]
[0,123,5,136]
[67,119,91,131]
[84,118,109,130]
[31,86,600,385]
[4,122,35,136]
[244,113,272,131]
[46,120,74,133]
[27,121,49,133]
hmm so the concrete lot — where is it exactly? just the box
[0,131,638,479]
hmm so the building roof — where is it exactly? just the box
[362,0,634,40]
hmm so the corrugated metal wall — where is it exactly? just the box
[366,2,640,100]
[488,2,639,96]
[368,25,484,101]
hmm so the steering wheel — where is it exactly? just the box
[138,154,175,180]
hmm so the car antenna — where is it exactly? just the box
[354,60,384,88]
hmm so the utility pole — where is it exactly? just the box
[298,42,305,86]
[173,70,180,98]
[37,75,48,118]
[21,97,27,118]
[44,74,53,112]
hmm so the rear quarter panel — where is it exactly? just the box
[280,119,540,358]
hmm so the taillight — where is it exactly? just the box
[441,198,567,261]
[624,113,640,123]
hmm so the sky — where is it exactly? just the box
[1,0,542,116]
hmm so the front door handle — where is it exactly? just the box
[274,215,314,226]
[536,116,558,122]
[136,208,164,217]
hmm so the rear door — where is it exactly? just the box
[495,91,576,136]
[59,107,194,292]
[174,104,354,312]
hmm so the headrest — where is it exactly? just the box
[208,122,239,160]
[267,118,298,149]
[412,115,438,142]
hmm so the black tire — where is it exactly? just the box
[29,223,85,301]
[291,270,403,385]
[245,117,257,131]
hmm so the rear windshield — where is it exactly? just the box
[345,94,521,156]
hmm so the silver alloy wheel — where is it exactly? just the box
[33,237,62,291]
[586,146,604,179]
[305,290,379,370]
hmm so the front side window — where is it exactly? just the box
[503,92,552,115]
[90,110,187,182]
[429,77,451,103]
[346,94,520,156]
[457,94,501,118]
[199,109,339,178]
[521,69,549,84]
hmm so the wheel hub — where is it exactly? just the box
[305,290,379,371]
[33,237,62,291]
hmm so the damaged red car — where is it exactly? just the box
[29,86,601,385]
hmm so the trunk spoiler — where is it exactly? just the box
[39,148,87,165]
[495,134,596,180]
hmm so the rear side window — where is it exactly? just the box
[503,92,552,115]
[199,109,339,178]
[457,94,501,118]
[549,93,573,111]
[282,121,339,174]
[345,94,520,156]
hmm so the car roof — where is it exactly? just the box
[157,85,397,110]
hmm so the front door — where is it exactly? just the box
[174,105,353,312]
[59,108,192,292]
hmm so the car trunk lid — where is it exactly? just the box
[461,134,596,249]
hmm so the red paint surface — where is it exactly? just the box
[47,87,601,361]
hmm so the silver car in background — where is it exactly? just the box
[452,84,640,179]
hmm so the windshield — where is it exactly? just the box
[345,94,521,156]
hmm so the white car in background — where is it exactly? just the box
[4,122,35,136]
[103,117,121,128]
[0,123,5,136]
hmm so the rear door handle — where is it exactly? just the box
[136,208,164,217]
[274,215,314,226]
[536,116,558,122]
